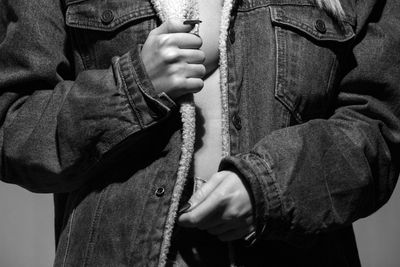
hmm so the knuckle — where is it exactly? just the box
[157,34,172,47]
[199,51,206,63]
[193,188,205,202]
[211,172,227,182]
[192,79,204,93]
[187,214,199,225]
[161,48,179,63]
[199,65,206,77]
[196,36,203,48]
[228,207,241,218]
[214,190,227,204]
[171,75,185,90]
[168,63,183,75]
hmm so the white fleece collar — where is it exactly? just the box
[149,0,235,266]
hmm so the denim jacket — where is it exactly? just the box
[1,0,399,266]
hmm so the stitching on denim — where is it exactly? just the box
[238,1,354,24]
[326,54,338,94]
[61,208,76,267]
[132,45,170,114]
[117,56,145,128]
[248,151,284,214]
[277,15,346,41]
[66,7,155,31]
[126,57,147,126]
[271,8,355,42]
[83,187,110,266]
[68,23,91,70]
[66,0,87,5]
[273,24,303,123]
[238,1,316,12]
[67,13,155,30]
[239,151,284,237]
[126,55,150,126]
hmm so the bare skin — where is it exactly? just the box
[192,0,223,182]
[140,17,254,242]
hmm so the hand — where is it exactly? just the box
[178,171,254,242]
[140,19,206,100]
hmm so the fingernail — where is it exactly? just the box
[183,19,202,25]
[178,202,191,214]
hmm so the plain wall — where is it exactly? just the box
[0,183,54,267]
[0,179,399,267]
[355,181,400,267]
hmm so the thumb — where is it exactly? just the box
[150,19,194,35]
[180,173,225,213]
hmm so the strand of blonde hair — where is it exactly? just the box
[316,0,346,20]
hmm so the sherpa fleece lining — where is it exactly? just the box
[148,0,345,266]
[149,0,234,266]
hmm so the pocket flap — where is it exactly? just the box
[66,0,156,31]
[270,5,355,42]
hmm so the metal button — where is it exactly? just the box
[232,113,242,130]
[101,10,114,25]
[315,19,326,34]
[229,27,235,43]
[155,187,165,197]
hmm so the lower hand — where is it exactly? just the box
[178,171,254,242]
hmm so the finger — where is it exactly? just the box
[218,226,255,242]
[180,173,251,228]
[183,78,204,94]
[150,19,194,35]
[178,173,226,226]
[185,64,206,79]
[179,181,226,228]
[187,172,226,211]
[180,49,206,64]
[162,33,202,49]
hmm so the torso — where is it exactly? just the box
[193,0,224,182]
[173,4,226,263]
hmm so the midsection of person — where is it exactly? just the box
[193,0,223,182]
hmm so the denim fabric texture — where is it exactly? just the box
[1,0,400,266]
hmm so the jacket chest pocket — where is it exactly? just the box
[65,0,157,70]
[270,5,355,123]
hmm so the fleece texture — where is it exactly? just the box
[149,0,344,266]
[149,0,234,266]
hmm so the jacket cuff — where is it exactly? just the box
[219,152,285,241]
[116,48,177,128]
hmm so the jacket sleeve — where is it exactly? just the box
[0,0,175,193]
[219,0,400,242]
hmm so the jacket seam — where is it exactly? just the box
[61,208,76,267]
[66,11,155,31]
[83,187,109,266]
[247,151,284,223]
[238,1,354,24]
[117,56,145,128]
